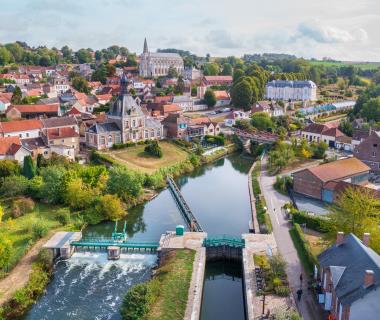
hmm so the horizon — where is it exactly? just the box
[1,0,379,62]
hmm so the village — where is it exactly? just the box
[0,36,380,320]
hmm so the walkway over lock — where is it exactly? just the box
[166,176,203,232]
[203,235,245,248]
[70,237,159,252]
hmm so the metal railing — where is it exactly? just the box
[203,235,245,248]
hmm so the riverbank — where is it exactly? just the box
[120,249,195,320]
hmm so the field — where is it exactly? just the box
[308,60,380,71]
[0,203,64,272]
[104,141,189,173]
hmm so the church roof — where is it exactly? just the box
[108,95,145,118]
[149,52,182,59]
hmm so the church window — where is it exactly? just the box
[133,120,136,127]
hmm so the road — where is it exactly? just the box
[259,158,325,320]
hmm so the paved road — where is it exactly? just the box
[259,158,324,320]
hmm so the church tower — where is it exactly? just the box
[143,37,148,54]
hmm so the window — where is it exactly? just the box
[125,121,129,128]
[157,129,160,137]
[115,134,121,143]
[19,134,22,138]
[100,136,105,145]
[26,133,29,138]
[372,151,377,157]
[150,130,154,138]
[132,120,136,127]
[61,139,64,143]
[50,140,54,144]
[108,135,112,143]
[145,131,148,139]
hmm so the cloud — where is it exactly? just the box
[206,30,243,49]
[296,20,368,43]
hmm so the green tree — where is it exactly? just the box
[233,69,245,84]
[144,141,163,158]
[120,283,154,320]
[39,166,66,204]
[96,194,125,221]
[221,63,233,75]
[204,89,216,108]
[64,178,96,210]
[329,187,380,252]
[0,47,12,65]
[0,205,3,224]
[167,66,179,78]
[251,112,274,131]
[72,75,90,94]
[76,49,92,64]
[0,175,29,197]
[311,141,328,159]
[0,159,20,178]
[0,235,11,270]
[22,155,36,179]
[174,76,185,95]
[361,97,380,122]
[339,119,353,137]
[203,63,219,76]
[231,80,253,110]
[107,166,144,201]
[11,86,23,104]
[92,65,107,84]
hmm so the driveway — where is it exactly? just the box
[259,158,325,320]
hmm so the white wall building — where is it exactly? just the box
[266,80,317,101]
[139,38,184,78]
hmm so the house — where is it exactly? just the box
[0,136,31,163]
[336,135,353,152]
[182,67,202,81]
[292,157,370,201]
[224,110,249,127]
[252,101,272,115]
[354,131,380,174]
[147,103,182,118]
[162,113,189,139]
[265,80,317,101]
[352,128,370,148]
[318,232,380,319]
[86,123,121,150]
[214,90,231,107]
[6,104,60,120]
[44,127,80,156]
[154,96,172,104]
[301,123,345,148]
[190,117,221,136]
[201,75,233,87]
[0,93,12,113]
[95,94,112,105]
[172,96,194,112]
[52,75,70,94]
[0,119,43,139]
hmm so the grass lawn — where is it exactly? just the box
[309,60,380,71]
[315,114,347,123]
[105,141,189,173]
[303,231,330,256]
[147,249,195,320]
[0,203,64,271]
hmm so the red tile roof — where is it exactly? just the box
[9,104,58,114]
[154,96,172,104]
[46,127,78,140]
[0,136,22,155]
[0,119,43,133]
[162,104,182,113]
[204,76,233,81]
[214,90,230,100]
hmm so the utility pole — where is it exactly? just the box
[261,293,266,315]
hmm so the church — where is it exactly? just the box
[139,38,184,78]
[85,74,163,150]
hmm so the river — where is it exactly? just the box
[24,154,252,320]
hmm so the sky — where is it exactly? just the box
[0,0,379,61]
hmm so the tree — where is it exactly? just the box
[203,63,219,76]
[144,141,163,158]
[22,155,36,179]
[311,141,327,159]
[221,63,233,75]
[361,97,380,122]
[64,178,96,210]
[251,112,274,131]
[339,119,353,137]
[96,194,125,221]
[76,49,92,64]
[233,69,245,84]
[0,47,12,66]
[329,187,380,252]
[0,159,20,178]
[174,76,185,95]
[39,166,66,204]
[72,75,90,94]
[120,283,153,320]
[0,205,3,224]
[11,86,23,104]
[0,175,29,197]
[231,80,253,110]
[92,65,107,84]
[167,66,178,78]
[0,235,11,270]
[204,89,216,108]
[107,166,144,201]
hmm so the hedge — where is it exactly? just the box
[291,210,332,233]
[290,223,319,274]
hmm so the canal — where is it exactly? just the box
[24,154,252,320]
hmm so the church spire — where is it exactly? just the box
[120,73,129,95]
[143,37,148,54]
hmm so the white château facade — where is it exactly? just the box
[266,80,317,101]
[139,38,184,78]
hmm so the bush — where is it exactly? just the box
[275,286,291,297]
[0,175,29,197]
[11,197,35,218]
[144,141,163,158]
[31,220,49,240]
[274,175,293,195]
[120,283,154,320]
[55,208,71,225]
[269,254,287,278]
[36,248,53,272]
[291,210,331,233]
[144,172,165,189]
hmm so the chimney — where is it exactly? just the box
[336,232,344,246]
[364,270,375,288]
[363,233,370,247]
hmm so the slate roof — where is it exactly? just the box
[318,233,380,305]
[145,118,162,129]
[108,95,144,117]
[266,80,316,88]
[87,122,120,134]
[41,116,78,129]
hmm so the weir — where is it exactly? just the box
[166,176,203,232]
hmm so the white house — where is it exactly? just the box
[224,110,249,127]
[0,136,31,163]
[172,95,194,112]
[266,80,317,101]
[0,119,43,139]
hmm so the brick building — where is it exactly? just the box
[354,131,380,174]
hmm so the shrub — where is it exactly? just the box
[11,197,35,218]
[144,141,163,158]
[144,172,165,189]
[55,208,71,225]
[269,254,287,278]
[275,286,291,297]
[0,175,29,197]
[291,210,331,233]
[120,283,154,320]
[31,220,49,240]
[36,248,53,272]
[274,175,293,195]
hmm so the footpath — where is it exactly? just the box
[259,158,324,320]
